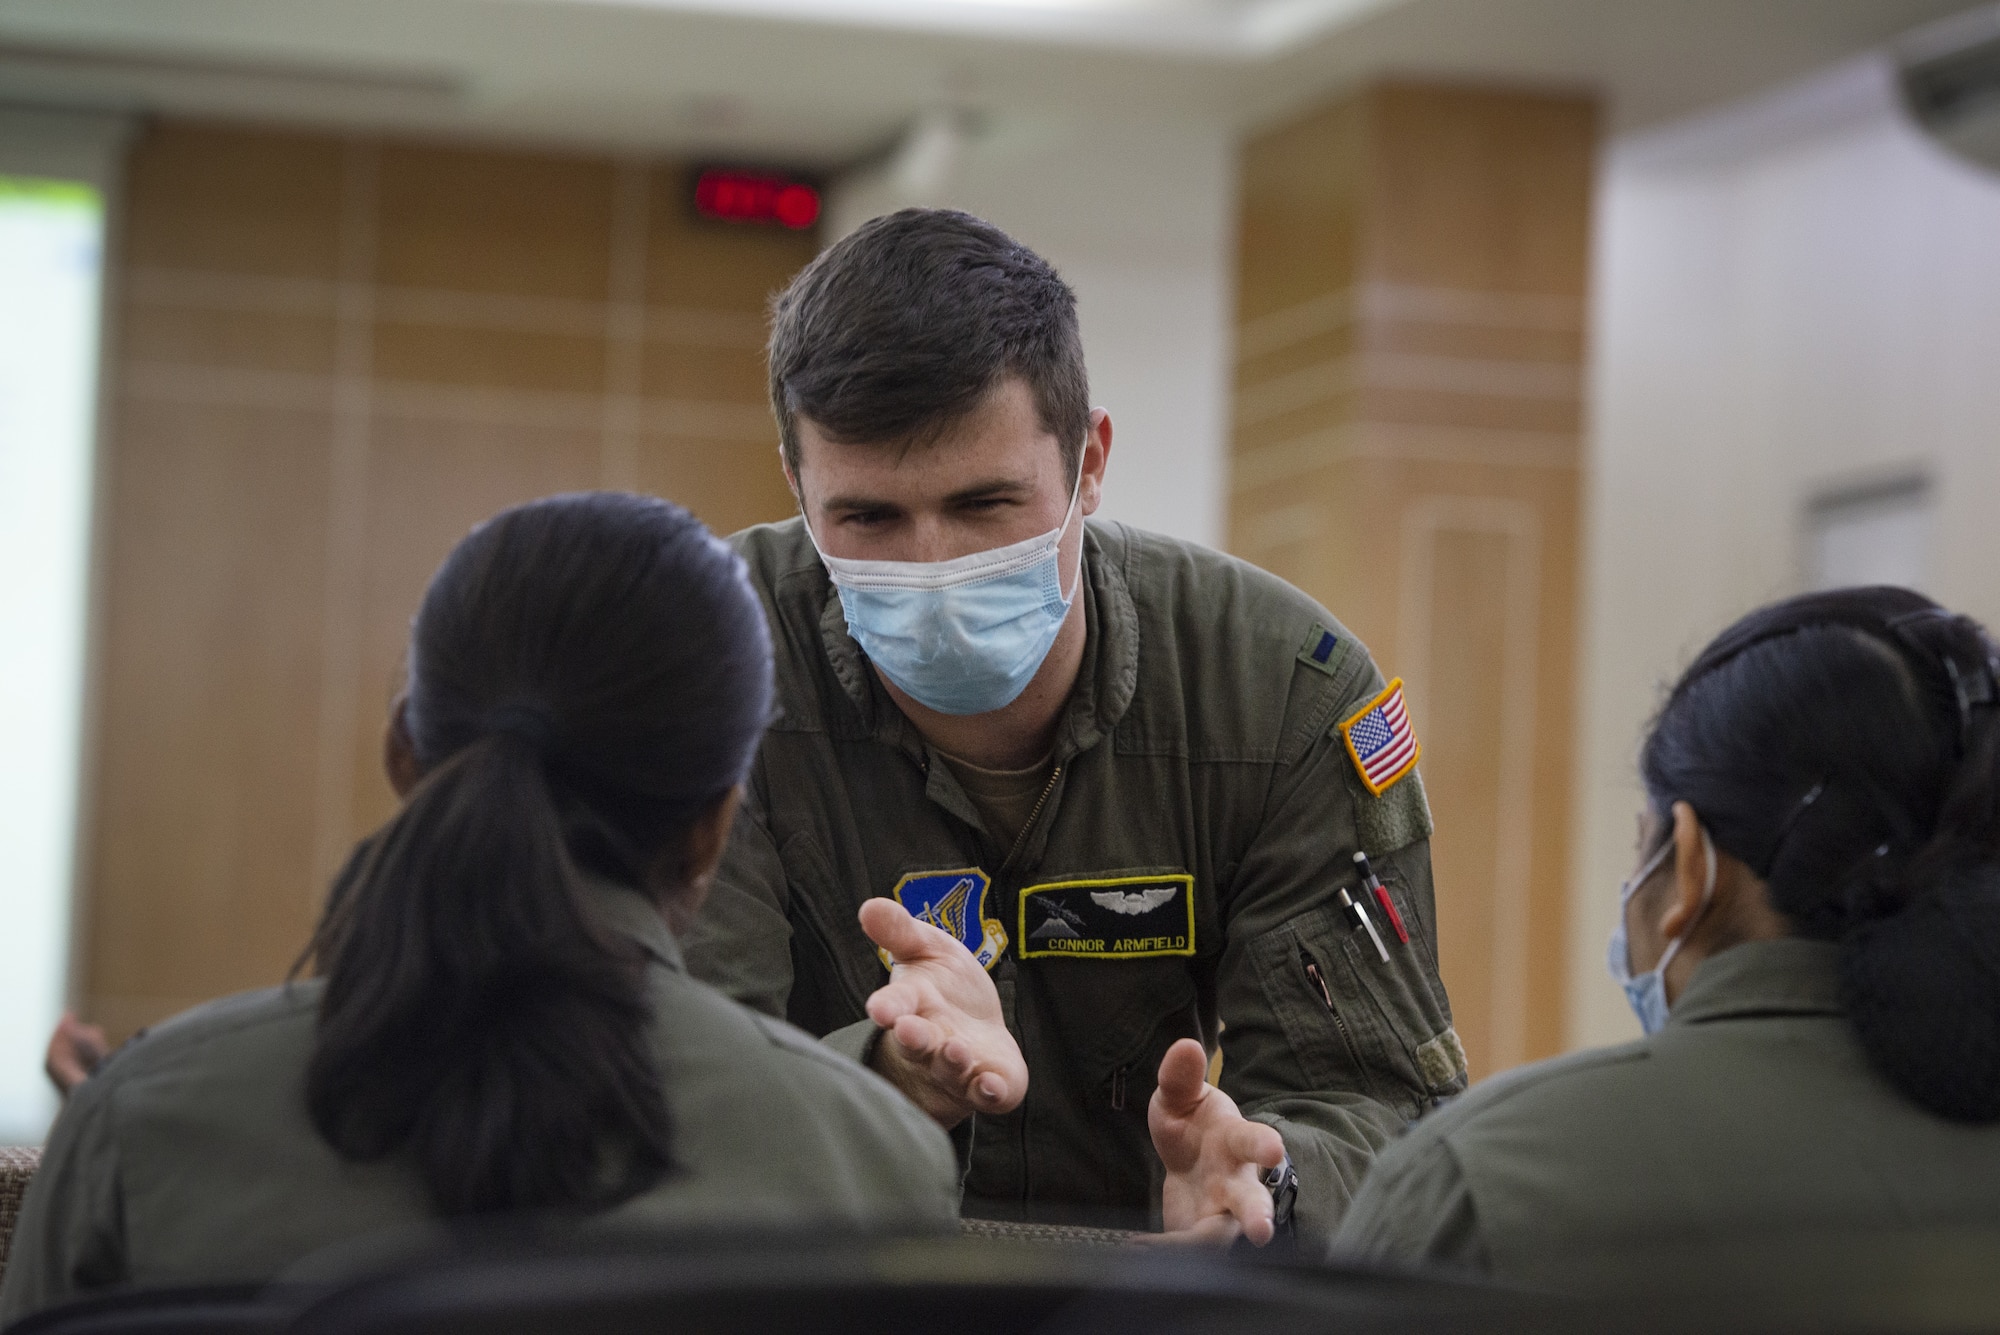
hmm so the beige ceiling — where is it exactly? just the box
[0,0,1983,164]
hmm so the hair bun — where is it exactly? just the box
[1841,868,2000,1123]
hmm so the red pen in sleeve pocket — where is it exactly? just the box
[1352,851,1410,945]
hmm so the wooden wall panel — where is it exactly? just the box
[342,417,606,839]
[1416,526,1513,1072]
[121,127,343,279]
[84,402,335,1039]
[1366,85,1596,298]
[1231,83,1595,1077]
[79,121,812,1037]
[372,323,610,395]
[373,146,617,300]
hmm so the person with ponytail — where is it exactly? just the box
[0,493,956,1322]
[1333,585,2000,1286]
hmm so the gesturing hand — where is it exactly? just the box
[1150,1038,1287,1245]
[45,1010,109,1096]
[859,898,1029,1128]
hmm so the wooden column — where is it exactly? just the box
[1231,83,1596,1078]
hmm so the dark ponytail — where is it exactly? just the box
[304,492,773,1213]
[1640,586,2000,1123]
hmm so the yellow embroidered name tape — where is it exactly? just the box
[1017,874,1196,959]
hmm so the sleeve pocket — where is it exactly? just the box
[1250,902,1466,1122]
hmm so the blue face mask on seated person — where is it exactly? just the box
[805,473,1082,716]
[1606,826,1715,1035]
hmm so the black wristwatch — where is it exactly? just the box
[1264,1154,1299,1238]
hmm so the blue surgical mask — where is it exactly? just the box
[805,474,1082,716]
[1606,828,1715,1035]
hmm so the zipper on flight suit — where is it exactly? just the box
[997,762,1060,1211]
[1298,943,1359,1060]
[1000,763,1064,873]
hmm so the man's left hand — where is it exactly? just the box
[1149,1037,1287,1245]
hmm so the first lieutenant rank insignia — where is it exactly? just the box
[883,869,1008,971]
[1339,677,1421,796]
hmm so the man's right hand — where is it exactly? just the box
[45,1011,108,1096]
[858,898,1028,1127]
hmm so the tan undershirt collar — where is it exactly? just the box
[935,747,1056,847]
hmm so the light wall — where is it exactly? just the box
[1572,53,2000,1048]
[827,112,1237,548]
[0,107,126,1146]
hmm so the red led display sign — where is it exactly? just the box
[693,169,822,230]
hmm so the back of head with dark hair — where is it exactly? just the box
[304,491,774,1214]
[1640,586,2000,1123]
[767,208,1089,482]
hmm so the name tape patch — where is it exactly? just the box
[1018,874,1196,960]
[1338,677,1421,796]
[883,868,1007,972]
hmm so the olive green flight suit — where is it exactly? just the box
[1333,939,2000,1287]
[0,880,958,1324]
[685,518,1468,1243]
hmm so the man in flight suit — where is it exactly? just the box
[684,208,1468,1247]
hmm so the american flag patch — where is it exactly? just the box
[1338,678,1421,796]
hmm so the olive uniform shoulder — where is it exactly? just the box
[649,969,959,1210]
[1390,1039,1651,1157]
[83,983,320,1088]
[1094,520,1430,851]
[655,965,947,1141]
[1093,522,1357,755]
[726,516,819,591]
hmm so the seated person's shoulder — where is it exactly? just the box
[1389,1040,1655,1166]
[655,970,946,1137]
[87,983,321,1089]
[647,971,958,1219]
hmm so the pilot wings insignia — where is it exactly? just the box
[1090,887,1179,916]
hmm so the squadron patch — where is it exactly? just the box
[882,868,1008,972]
[1339,677,1421,796]
[1018,874,1196,960]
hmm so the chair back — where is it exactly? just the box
[1,1148,41,1290]
[281,1231,1524,1335]
[3,1285,295,1335]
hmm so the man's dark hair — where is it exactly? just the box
[768,208,1089,482]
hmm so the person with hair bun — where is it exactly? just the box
[1333,585,2000,1285]
[0,493,957,1323]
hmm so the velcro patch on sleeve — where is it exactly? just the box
[1018,874,1195,960]
[1416,1027,1469,1094]
[1338,678,1421,797]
